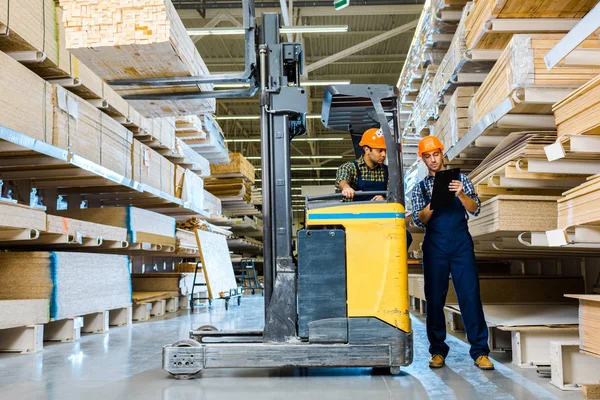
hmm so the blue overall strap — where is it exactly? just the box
[419,180,430,204]
[383,164,389,188]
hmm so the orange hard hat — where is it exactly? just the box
[359,128,386,149]
[418,136,444,157]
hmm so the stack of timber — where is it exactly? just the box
[557,175,600,229]
[468,34,600,129]
[177,217,232,237]
[468,195,559,239]
[132,273,182,297]
[164,139,211,177]
[433,86,478,151]
[0,252,131,321]
[210,153,255,184]
[182,115,229,164]
[132,140,176,196]
[469,132,589,200]
[175,116,207,140]
[174,167,205,213]
[53,207,177,248]
[405,64,439,136]
[464,0,596,51]
[58,0,215,117]
[565,295,600,358]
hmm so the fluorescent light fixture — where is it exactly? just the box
[216,114,321,120]
[225,137,345,143]
[214,80,350,88]
[246,155,342,160]
[187,26,348,36]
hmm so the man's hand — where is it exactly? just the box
[341,186,355,199]
[449,180,465,198]
[371,195,385,201]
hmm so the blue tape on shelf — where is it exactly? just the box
[126,206,133,243]
[49,252,58,319]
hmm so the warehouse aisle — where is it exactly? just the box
[0,296,580,400]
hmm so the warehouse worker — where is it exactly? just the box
[411,136,494,371]
[336,127,413,249]
[336,128,388,202]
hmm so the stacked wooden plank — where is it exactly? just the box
[406,64,439,135]
[132,273,182,294]
[53,206,177,247]
[45,215,128,243]
[0,252,131,320]
[565,295,600,358]
[161,138,211,177]
[553,74,600,137]
[175,116,207,140]
[175,168,205,212]
[210,153,256,184]
[465,0,595,50]
[433,86,478,151]
[469,34,600,128]
[469,195,559,238]
[58,0,215,117]
[133,140,176,196]
[557,175,600,229]
[183,115,230,164]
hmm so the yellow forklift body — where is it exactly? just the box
[305,202,411,334]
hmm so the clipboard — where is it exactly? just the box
[430,168,460,210]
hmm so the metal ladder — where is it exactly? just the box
[190,261,211,309]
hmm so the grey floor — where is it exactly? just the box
[0,296,582,400]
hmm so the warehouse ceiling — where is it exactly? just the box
[175,1,425,189]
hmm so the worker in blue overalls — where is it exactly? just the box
[336,127,413,248]
[411,136,494,370]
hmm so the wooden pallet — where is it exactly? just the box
[58,0,215,117]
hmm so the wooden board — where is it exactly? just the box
[132,140,176,196]
[0,49,53,143]
[557,175,600,228]
[553,74,600,137]
[210,153,256,184]
[194,229,237,299]
[464,0,596,50]
[0,201,47,231]
[446,304,578,327]
[175,116,207,140]
[53,206,176,245]
[408,274,584,305]
[433,86,479,150]
[131,273,182,293]
[58,0,215,117]
[131,291,179,305]
[46,215,128,242]
[565,294,600,358]
[0,252,131,320]
[469,34,600,128]
[469,195,559,238]
[0,299,49,330]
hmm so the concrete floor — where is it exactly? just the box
[0,296,582,400]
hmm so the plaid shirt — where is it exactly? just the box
[336,157,388,190]
[411,173,480,228]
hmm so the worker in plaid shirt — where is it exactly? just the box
[336,128,388,201]
[412,136,493,372]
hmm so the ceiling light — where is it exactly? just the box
[246,155,343,160]
[187,26,348,36]
[255,167,339,171]
[225,137,346,143]
[216,114,321,120]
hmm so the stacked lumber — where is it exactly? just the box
[0,252,131,320]
[132,117,176,153]
[0,49,53,142]
[469,34,600,128]
[132,273,182,294]
[406,64,439,135]
[53,206,176,246]
[132,140,176,196]
[469,195,559,238]
[0,300,49,330]
[557,175,600,229]
[433,86,478,151]
[58,0,215,117]
[132,291,178,305]
[46,215,128,243]
[210,153,255,184]
[553,74,600,137]
[465,0,595,50]
[203,191,223,218]
[175,168,205,212]
[161,138,211,177]
[52,84,134,179]
[409,274,584,304]
[183,115,230,164]
[205,179,251,202]
[565,295,600,358]
[0,202,47,232]
[469,132,589,199]
[175,116,207,140]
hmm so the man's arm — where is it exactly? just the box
[411,183,429,228]
[336,163,356,199]
[449,175,480,215]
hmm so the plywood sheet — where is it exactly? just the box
[194,229,237,299]
[446,304,579,326]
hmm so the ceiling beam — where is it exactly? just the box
[177,5,423,18]
[305,19,419,73]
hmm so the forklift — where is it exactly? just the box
[113,0,412,378]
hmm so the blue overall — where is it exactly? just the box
[419,180,489,361]
[352,161,413,249]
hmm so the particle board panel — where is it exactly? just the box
[408,274,583,305]
[53,206,176,245]
[58,0,215,117]
[45,215,128,242]
[0,299,50,330]
[0,201,47,231]
[0,50,53,143]
[194,229,237,299]
[0,252,131,320]
[565,295,600,358]
[131,273,182,294]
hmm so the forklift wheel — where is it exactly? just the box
[390,366,401,375]
[195,325,218,332]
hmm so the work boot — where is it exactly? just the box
[474,355,495,370]
[429,354,445,368]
